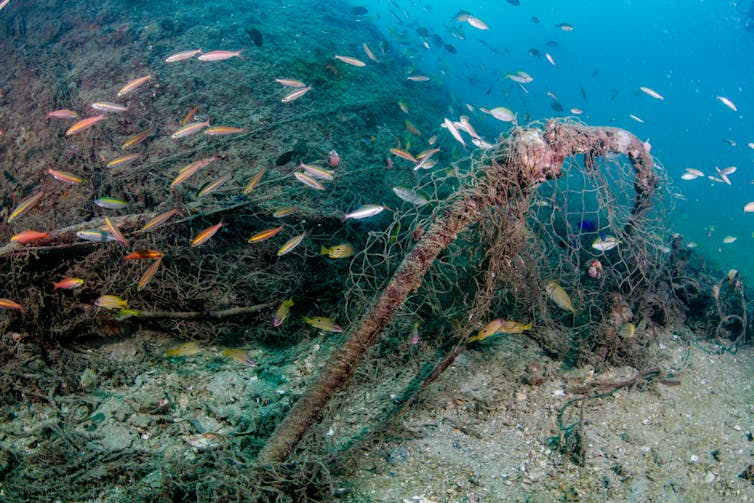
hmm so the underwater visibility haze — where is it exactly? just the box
[0,0,753,501]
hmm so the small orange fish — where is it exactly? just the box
[106,153,141,169]
[277,231,308,256]
[197,50,242,61]
[281,85,312,103]
[171,121,210,139]
[198,172,232,197]
[121,127,155,149]
[181,105,199,125]
[10,230,49,243]
[248,226,284,243]
[52,277,84,290]
[405,120,422,136]
[166,49,203,63]
[191,222,223,247]
[137,258,162,291]
[205,126,244,135]
[171,157,217,187]
[362,42,379,63]
[274,78,306,88]
[294,171,326,190]
[0,298,25,314]
[116,74,152,97]
[47,109,79,120]
[142,209,179,231]
[333,54,366,67]
[47,168,83,184]
[104,216,129,246]
[8,191,43,223]
[243,166,268,195]
[66,115,106,135]
[123,249,164,260]
[389,148,417,163]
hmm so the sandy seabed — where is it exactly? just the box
[345,331,754,502]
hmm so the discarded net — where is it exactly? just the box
[259,119,673,465]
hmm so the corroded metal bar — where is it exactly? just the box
[258,121,654,464]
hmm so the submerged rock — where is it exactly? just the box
[0,448,13,479]
[246,27,263,47]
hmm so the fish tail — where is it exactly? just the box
[320,244,328,255]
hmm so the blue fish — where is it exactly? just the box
[576,219,597,233]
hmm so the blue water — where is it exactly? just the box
[360,0,754,277]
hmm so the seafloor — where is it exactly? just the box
[347,330,754,502]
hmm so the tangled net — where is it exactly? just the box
[256,120,685,469]
[0,0,740,498]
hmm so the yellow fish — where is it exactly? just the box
[468,319,532,343]
[273,297,293,327]
[618,322,635,338]
[545,281,575,313]
[273,207,298,218]
[166,341,202,357]
[302,316,343,333]
[222,348,256,366]
[320,243,354,258]
[94,295,128,310]
[115,308,140,320]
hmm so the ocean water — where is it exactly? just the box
[382,0,754,278]
[0,0,751,500]
[365,0,754,278]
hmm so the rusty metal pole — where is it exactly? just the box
[257,122,655,465]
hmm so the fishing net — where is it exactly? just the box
[0,0,746,500]
[272,120,682,474]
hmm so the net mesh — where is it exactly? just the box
[286,123,681,473]
[0,0,719,497]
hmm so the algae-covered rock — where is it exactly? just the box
[79,368,98,391]
[0,448,13,479]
